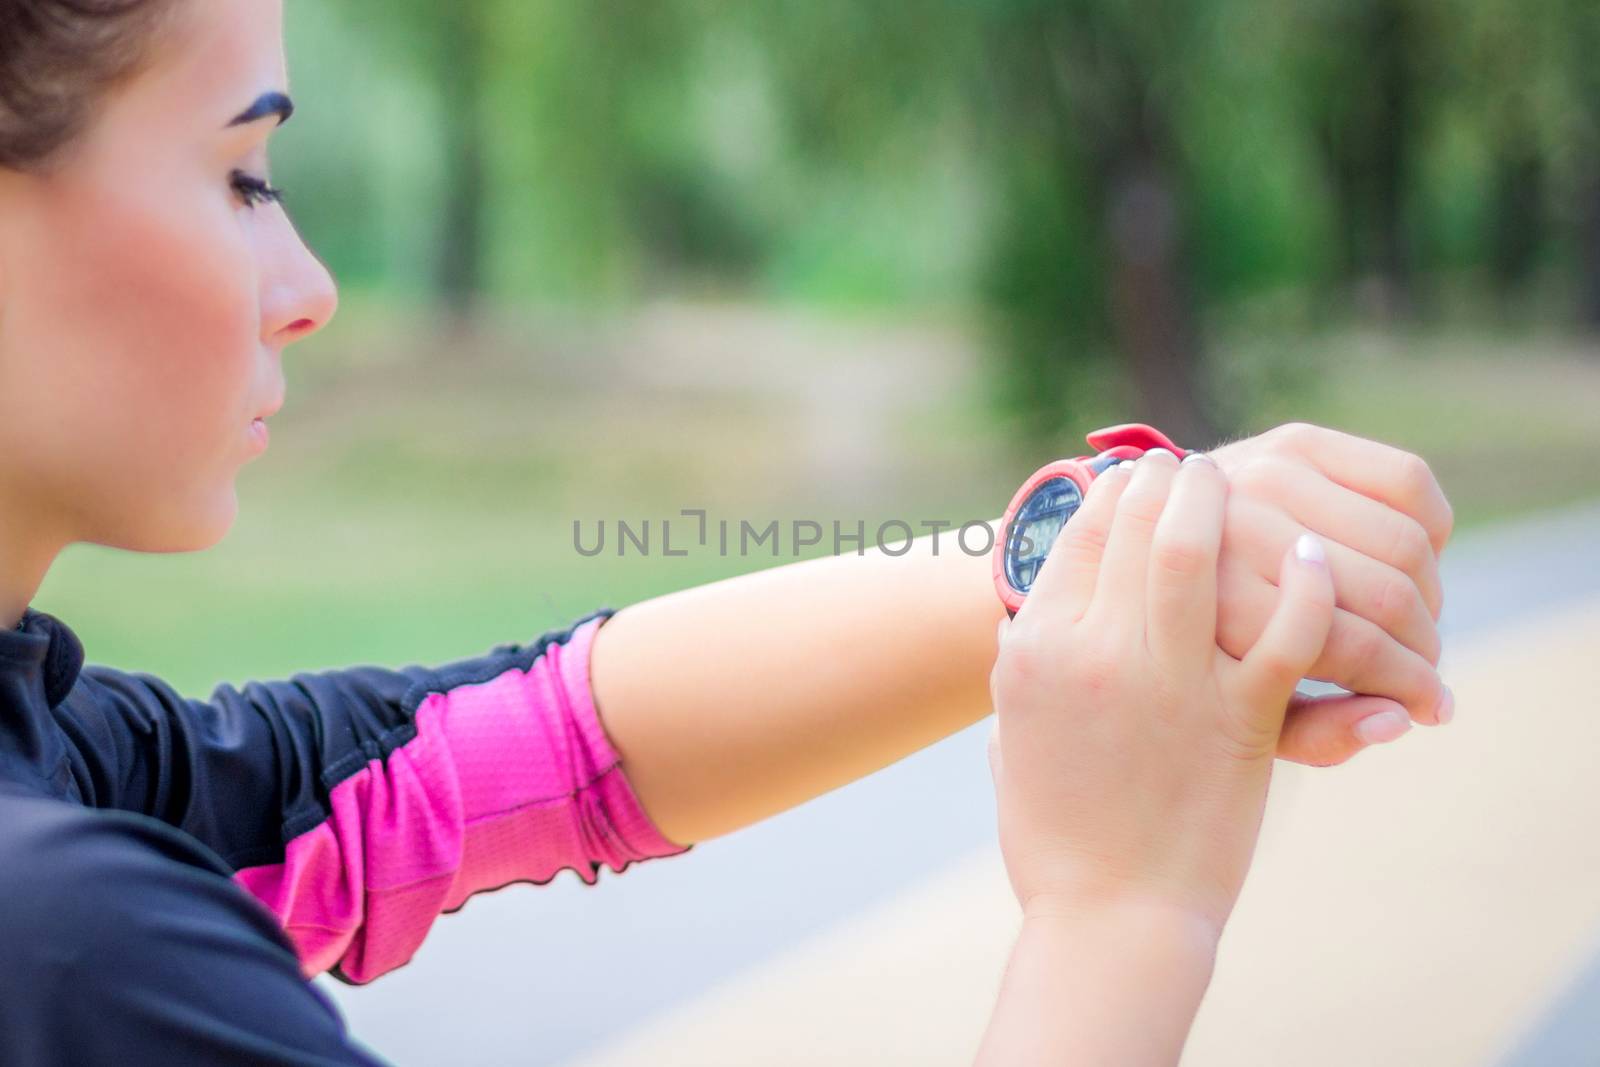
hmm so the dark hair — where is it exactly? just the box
[0,0,179,170]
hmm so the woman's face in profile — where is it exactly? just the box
[0,0,337,554]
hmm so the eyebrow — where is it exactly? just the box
[227,91,294,128]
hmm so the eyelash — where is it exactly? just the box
[230,169,285,209]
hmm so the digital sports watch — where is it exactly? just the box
[993,423,1191,616]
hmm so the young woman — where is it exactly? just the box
[0,0,1454,1062]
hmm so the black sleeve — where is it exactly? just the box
[54,609,612,871]
[0,793,389,1067]
[50,608,688,984]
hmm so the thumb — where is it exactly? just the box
[1236,534,1336,721]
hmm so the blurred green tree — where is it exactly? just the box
[1561,0,1600,329]
[976,0,1220,444]
[294,0,1600,415]
[1290,0,1443,317]
[744,0,1222,442]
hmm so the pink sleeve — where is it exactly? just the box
[232,616,688,983]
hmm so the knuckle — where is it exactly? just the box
[1338,617,1386,670]
[1337,622,1438,710]
[1151,536,1210,580]
[1229,457,1274,496]
[1396,452,1437,504]
[1217,715,1279,764]
[1270,421,1317,451]
[1064,515,1110,559]
[1118,498,1165,538]
[1387,515,1432,576]
[1419,621,1443,667]
[1076,642,1122,695]
[1234,455,1300,500]
[1252,647,1304,690]
[992,626,1049,697]
[1370,573,1417,633]
[1436,495,1457,549]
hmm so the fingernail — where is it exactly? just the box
[1295,532,1326,566]
[1118,459,1138,470]
[1144,448,1177,462]
[1354,709,1412,746]
[1434,686,1455,726]
[1181,452,1217,466]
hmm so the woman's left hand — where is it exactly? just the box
[1205,423,1454,767]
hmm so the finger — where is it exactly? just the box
[1225,495,1440,665]
[1233,535,1337,716]
[1231,455,1444,619]
[986,718,1003,786]
[1146,453,1227,664]
[1265,423,1454,555]
[1090,450,1180,623]
[1322,540,1440,665]
[1315,611,1449,725]
[1276,692,1413,767]
[1217,564,1448,725]
[1018,463,1133,624]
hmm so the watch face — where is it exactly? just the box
[1003,476,1084,595]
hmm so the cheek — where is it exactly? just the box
[31,180,260,467]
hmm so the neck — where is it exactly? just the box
[0,494,66,630]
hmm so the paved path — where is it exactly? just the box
[324,502,1600,1066]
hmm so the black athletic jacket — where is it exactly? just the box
[0,606,687,1065]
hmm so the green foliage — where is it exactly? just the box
[278,1,1600,431]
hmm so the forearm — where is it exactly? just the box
[976,901,1219,1067]
[589,528,1005,845]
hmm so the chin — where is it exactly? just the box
[92,487,241,555]
[173,488,241,552]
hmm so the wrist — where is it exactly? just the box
[1020,891,1224,971]
[979,891,1220,1066]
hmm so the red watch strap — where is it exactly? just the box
[1084,423,1190,458]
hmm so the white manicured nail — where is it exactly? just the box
[1144,448,1177,462]
[1295,533,1326,566]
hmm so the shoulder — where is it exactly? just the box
[0,792,371,1065]
[0,790,160,905]
[0,790,277,955]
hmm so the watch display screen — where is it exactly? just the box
[1003,476,1083,594]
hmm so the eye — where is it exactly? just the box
[230,169,285,209]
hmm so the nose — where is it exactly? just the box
[261,218,340,348]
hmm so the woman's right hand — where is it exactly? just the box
[986,448,1337,936]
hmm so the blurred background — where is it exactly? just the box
[35,0,1600,1063]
